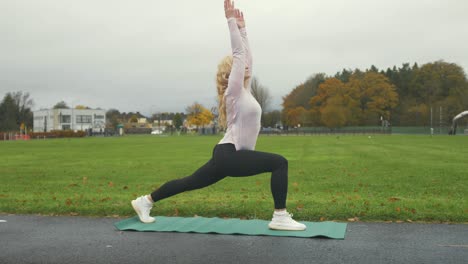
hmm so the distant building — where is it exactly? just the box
[33,108,106,132]
[137,118,148,124]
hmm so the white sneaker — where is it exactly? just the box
[268,211,306,231]
[131,195,156,223]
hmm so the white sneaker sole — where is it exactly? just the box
[268,222,306,231]
[131,200,155,223]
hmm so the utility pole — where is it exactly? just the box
[430,107,433,128]
[430,107,433,136]
[439,106,442,135]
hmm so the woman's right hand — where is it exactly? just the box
[235,9,245,29]
[224,0,236,19]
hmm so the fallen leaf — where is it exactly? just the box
[396,207,401,212]
[108,182,114,187]
[101,197,111,202]
[320,217,326,221]
[65,198,72,206]
[69,212,79,216]
[406,219,413,223]
[396,220,404,223]
[388,197,401,202]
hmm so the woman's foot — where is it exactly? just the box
[268,211,306,231]
[131,195,156,223]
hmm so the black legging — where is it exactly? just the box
[151,143,288,209]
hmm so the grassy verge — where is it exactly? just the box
[1,134,467,222]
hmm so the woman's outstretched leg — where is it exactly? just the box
[132,151,226,223]
[150,159,225,202]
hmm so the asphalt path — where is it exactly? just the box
[0,214,467,264]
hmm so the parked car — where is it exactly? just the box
[151,129,163,135]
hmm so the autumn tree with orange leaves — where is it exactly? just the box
[185,102,214,129]
[307,72,398,128]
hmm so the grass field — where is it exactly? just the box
[0,134,467,223]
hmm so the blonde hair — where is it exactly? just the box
[216,56,233,130]
[216,56,251,130]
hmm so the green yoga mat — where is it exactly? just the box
[114,216,347,239]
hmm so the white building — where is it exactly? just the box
[33,108,106,132]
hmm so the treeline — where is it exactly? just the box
[0,92,34,132]
[282,61,468,128]
[106,109,187,129]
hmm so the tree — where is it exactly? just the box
[0,93,19,131]
[334,69,352,83]
[282,73,326,126]
[283,73,326,110]
[320,97,348,129]
[173,113,183,129]
[11,91,34,129]
[407,103,430,126]
[262,110,282,128]
[129,115,138,123]
[408,61,467,125]
[250,77,272,111]
[185,102,214,128]
[75,105,90,109]
[309,78,358,126]
[53,101,70,109]
[347,72,399,125]
[106,109,121,128]
[285,106,307,127]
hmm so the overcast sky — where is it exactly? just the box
[1,0,467,115]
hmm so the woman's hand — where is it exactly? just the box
[224,0,236,19]
[235,9,245,28]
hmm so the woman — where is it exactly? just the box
[131,0,306,231]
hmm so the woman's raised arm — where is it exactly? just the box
[224,0,246,98]
[236,11,253,88]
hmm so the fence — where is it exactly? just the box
[260,126,391,136]
[0,133,31,141]
[260,126,467,136]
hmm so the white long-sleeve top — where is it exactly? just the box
[218,18,262,151]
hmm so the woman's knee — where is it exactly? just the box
[274,154,288,168]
